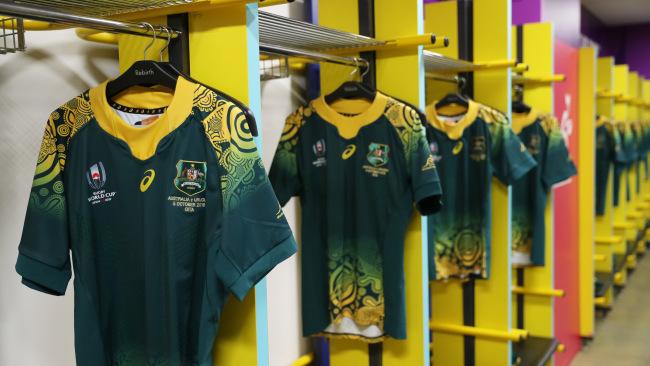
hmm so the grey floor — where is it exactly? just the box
[572,253,650,366]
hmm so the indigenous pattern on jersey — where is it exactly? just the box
[425,100,536,279]
[16,77,297,366]
[269,93,442,342]
[510,111,576,266]
[596,118,625,216]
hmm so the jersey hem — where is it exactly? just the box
[313,331,389,344]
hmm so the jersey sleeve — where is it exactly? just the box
[487,109,537,184]
[268,108,304,206]
[205,102,297,301]
[400,106,443,215]
[15,112,72,296]
[541,116,577,188]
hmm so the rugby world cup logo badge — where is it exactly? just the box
[86,162,107,190]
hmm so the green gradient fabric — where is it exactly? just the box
[596,119,625,216]
[425,101,536,280]
[16,82,296,366]
[269,93,442,341]
[511,112,576,266]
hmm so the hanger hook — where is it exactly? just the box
[456,75,466,94]
[141,22,156,61]
[359,58,371,79]
[159,25,172,62]
[349,58,360,79]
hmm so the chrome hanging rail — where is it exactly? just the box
[0,1,179,38]
[260,43,367,69]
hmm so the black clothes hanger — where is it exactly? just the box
[512,100,532,114]
[107,25,258,136]
[106,24,178,99]
[511,84,531,114]
[324,58,376,105]
[435,76,469,110]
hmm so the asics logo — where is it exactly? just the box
[342,144,357,160]
[140,169,156,192]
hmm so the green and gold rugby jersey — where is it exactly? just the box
[269,93,442,342]
[16,77,297,366]
[613,121,634,206]
[595,117,624,216]
[510,111,576,266]
[425,100,536,280]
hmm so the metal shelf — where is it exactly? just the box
[3,0,193,17]
[424,50,516,76]
[259,11,385,52]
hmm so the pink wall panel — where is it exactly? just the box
[553,40,582,366]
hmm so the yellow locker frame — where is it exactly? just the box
[510,21,556,342]
[318,1,431,365]
[117,4,272,366]
[594,57,620,310]
[612,64,632,286]
[578,47,596,337]
[425,1,515,365]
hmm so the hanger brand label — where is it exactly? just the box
[135,68,155,76]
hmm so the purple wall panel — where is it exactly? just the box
[581,6,650,78]
[512,0,542,25]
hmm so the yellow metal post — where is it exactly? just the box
[375,0,429,365]
[613,64,630,286]
[425,2,465,365]
[578,46,596,337]
[188,4,262,365]
[510,22,554,341]
[473,1,512,364]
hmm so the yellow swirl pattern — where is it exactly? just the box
[328,247,385,329]
[31,92,93,218]
[200,90,262,212]
[383,98,428,165]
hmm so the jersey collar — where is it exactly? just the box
[90,76,196,160]
[425,99,479,140]
[512,109,540,134]
[312,92,389,140]
[596,115,608,128]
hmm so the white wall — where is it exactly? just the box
[0,6,309,366]
[261,4,311,366]
[0,29,119,365]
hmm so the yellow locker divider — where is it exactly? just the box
[595,58,616,306]
[473,1,512,364]
[510,22,554,341]
[424,1,459,105]
[117,6,267,366]
[578,47,596,337]
[424,3,464,365]
[189,4,263,366]
[317,1,367,364]
[319,1,430,365]
[612,64,631,286]
[375,0,429,364]
[425,1,514,365]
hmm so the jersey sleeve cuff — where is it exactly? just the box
[15,253,70,296]
[219,235,297,301]
[414,182,443,215]
[510,158,537,183]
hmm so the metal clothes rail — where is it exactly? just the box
[0,0,192,17]
[259,10,384,51]
[0,1,179,37]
